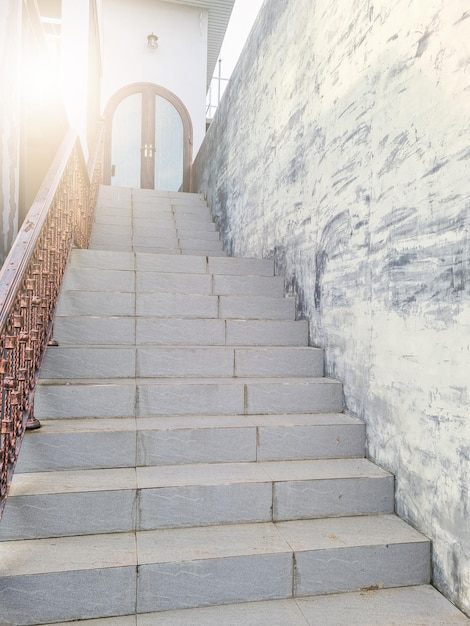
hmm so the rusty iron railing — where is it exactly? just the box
[0,127,104,519]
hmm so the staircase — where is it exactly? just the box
[0,186,468,625]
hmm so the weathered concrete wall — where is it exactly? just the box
[0,0,21,264]
[194,0,470,613]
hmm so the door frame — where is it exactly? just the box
[103,82,193,191]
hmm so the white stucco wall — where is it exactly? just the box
[101,0,208,154]
[194,0,470,614]
[0,0,21,263]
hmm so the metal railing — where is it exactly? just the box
[0,126,104,519]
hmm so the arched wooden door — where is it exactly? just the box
[103,83,193,191]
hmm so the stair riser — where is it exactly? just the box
[54,316,308,347]
[138,553,293,614]
[0,491,137,540]
[34,379,341,418]
[136,273,285,297]
[61,271,284,297]
[40,347,323,379]
[15,431,136,473]
[139,544,430,613]
[34,384,136,419]
[294,543,431,596]
[137,424,362,466]
[68,251,274,276]
[0,568,135,626]
[138,381,342,416]
[132,226,220,239]
[56,293,296,320]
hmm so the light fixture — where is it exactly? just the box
[147,32,159,49]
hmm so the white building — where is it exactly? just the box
[0,0,234,261]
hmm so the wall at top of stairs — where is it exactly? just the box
[193,0,470,615]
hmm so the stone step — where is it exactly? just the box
[39,346,323,378]
[177,228,221,241]
[49,587,469,626]
[55,291,297,320]
[131,226,221,242]
[133,238,225,253]
[0,458,394,540]
[0,516,431,624]
[137,273,283,296]
[61,269,284,296]
[134,247,227,257]
[52,317,306,348]
[67,246,274,272]
[64,249,276,281]
[15,414,365,472]
[89,236,223,253]
[34,377,343,418]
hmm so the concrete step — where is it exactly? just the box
[34,377,343,418]
[0,458,394,540]
[54,315,308,346]
[15,414,365,472]
[39,346,323,378]
[48,587,469,626]
[0,516,431,624]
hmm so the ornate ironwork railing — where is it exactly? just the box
[0,127,104,519]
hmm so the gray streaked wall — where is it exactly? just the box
[194,0,470,613]
[0,0,21,264]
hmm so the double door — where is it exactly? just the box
[105,84,192,191]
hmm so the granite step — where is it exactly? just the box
[56,291,295,321]
[15,414,365,472]
[66,250,275,276]
[39,346,324,378]
[0,516,431,624]
[47,587,469,626]
[60,268,285,296]
[54,317,307,345]
[0,458,394,540]
[34,376,343,418]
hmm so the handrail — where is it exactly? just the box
[0,125,104,519]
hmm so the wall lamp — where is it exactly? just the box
[147,32,159,49]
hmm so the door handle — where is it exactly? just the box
[141,145,155,158]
